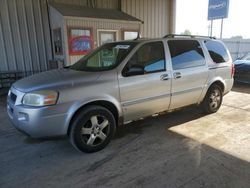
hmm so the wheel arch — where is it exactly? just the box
[199,78,226,103]
[66,100,122,136]
[208,80,225,93]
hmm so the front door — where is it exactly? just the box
[118,41,171,122]
[98,30,117,46]
[167,39,209,109]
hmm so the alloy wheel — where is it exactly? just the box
[80,115,110,146]
[209,89,222,110]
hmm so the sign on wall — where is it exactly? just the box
[68,36,93,55]
[208,0,229,20]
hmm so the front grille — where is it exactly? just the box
[10,92,17,103]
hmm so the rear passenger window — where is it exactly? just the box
[204,40,229,63]
[168,40,205,70]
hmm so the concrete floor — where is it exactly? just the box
[1,85,250,188]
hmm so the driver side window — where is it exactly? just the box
[123,41,166,77]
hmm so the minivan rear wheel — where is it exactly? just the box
[69,105,116,153]
[202,85,223,114]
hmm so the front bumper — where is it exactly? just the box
[7,87,69,138]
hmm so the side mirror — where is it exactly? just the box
[125,65,144,76]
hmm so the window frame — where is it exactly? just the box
[122,41,166,77]
[204,40,229,64]
[97,29,118,47]
[122,29,140,40]
[167,39,206,70]
[67,27,93,38]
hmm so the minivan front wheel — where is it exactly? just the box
[202,85,223,114]
[69,105,116,153]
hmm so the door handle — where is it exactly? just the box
[160,74,169,81]
[173,72,181,79]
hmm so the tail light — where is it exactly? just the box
[231,63,235,78]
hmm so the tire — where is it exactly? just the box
[69,105,116,153]
[202,84,223,114]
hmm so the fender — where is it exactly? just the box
[62,95,123,134]
[198,77,226,104]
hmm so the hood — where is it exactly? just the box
[233,60,245,66]
[13,68,101,93]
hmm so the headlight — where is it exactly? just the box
[22,90,58,107]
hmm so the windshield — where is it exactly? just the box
[70,42,137,71]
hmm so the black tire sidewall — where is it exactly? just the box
[70,105,116,153]
[203,85,223,114]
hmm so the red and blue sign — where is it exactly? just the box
[69,36,93,55]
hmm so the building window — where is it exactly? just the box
[53,28,63,55]
[68,27,93,55]
[123,30,139,40]
[70,28,91,37]
[98,30,117,46]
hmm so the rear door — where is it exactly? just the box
[118,41,171,122]
[167,39,209,109]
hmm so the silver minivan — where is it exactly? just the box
[7,35,234,152]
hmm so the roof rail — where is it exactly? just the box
[163,34,216,40]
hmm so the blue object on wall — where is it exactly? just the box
[69,36,93,55]
[208,0,229,20]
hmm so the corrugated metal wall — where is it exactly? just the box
[0,0,175,73]
[121,0,174,38]
[0,0,52,72]
[49,0,118,9]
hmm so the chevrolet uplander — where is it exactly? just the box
[7,35,234,152]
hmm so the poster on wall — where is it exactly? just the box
[68,36,93,55]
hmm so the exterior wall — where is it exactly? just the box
[49,0,118,9]
[0,0,52,73]
[121,0,176,38]
[65,17,140,64]
[0,0,175,73]
[223,39,250,61]
[49,6,66,62]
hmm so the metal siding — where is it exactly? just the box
[0,0,52,72]
[49,0,88,6]
[40,0,53,65]
[0,0,17,71]
[49,0,118,9]
[25,0,41,72]
[121,0,172,38]
[0,5,8,71]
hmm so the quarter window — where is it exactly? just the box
[204,40,229,63]
[168,40,206,70]
[123,41,165,76]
